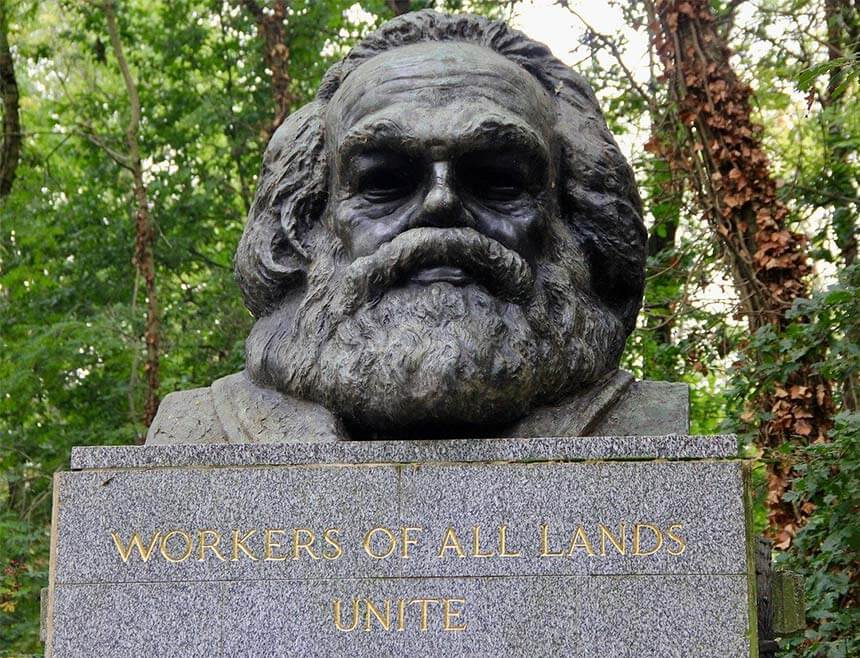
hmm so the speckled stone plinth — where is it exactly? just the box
[45,436,756,657]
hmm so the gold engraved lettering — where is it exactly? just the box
[498,524,522,558]
[400,527,422,559]
[331,598,467,632]
[110,531,161,563]
[666,524,687,556]
[567,526,596,556]
[364,599,392,631]
[231,529,258,561]
[633,523,664,556]
[264,528,288,561]
[292,528,319,560]
[363,527,397,559]
[396,599,406,631]
[599,523,626,556]
[443,598,467,631]
[322,528,343,561]
[411,598,441,631]
[333,599,360,632]
[471,526,494,558]
[539,524,564,557]
[160,529,193,563]
[197,529,226,561]
[437,527,466,558]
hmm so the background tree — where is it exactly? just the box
[646,0,835,547]
[98,0,161,428]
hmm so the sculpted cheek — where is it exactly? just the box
[334,198,420,258]
[468,201,547,262]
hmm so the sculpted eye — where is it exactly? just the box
[459,166,526,202]
[457,148,538,204]
[358,167,415,202]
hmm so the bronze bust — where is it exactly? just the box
[147,11,687,445]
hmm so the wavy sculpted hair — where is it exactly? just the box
[234,10,647,337]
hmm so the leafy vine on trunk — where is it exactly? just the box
[647,0,835,547]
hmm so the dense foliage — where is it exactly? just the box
[1,0,857,655]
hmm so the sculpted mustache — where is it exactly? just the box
[341,227,535,313]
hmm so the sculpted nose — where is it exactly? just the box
[421,161,462,222]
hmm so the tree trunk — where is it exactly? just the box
[0,0,20,198]
[218,3,252,215]
[647,0,835,547]
[240,0,292,136]
[103,2,160,431]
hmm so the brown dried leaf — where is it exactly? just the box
[789,385,809,399]
[644,137,662,155]
[794,419,813,436]
[775,532,792,550]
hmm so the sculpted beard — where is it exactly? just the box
[246,218,627,436]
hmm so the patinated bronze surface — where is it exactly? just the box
[147,11,686,444]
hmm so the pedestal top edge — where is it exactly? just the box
[69,434,740,470]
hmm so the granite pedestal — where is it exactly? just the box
[44,435,757,657]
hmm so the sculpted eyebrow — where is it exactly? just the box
[338,123,420,160]
[461,120,548,158]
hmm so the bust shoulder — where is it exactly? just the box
[506,371,689,438]
[145,385,226,445]
[145,371,345,445]
[588,379,689,436]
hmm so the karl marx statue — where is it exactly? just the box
[147,11,687,445]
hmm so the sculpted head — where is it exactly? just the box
[235,11,646,437]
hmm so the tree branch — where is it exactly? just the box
[102,0,161,431]
[563,5,653,109]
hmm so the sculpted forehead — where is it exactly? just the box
[326,41,556,144]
